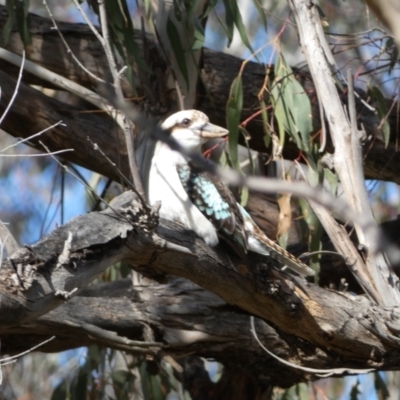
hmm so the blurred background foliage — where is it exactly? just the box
[1,0,400,398]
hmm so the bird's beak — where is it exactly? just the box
[198,122,229,139]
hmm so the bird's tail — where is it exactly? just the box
[238,205,315,277]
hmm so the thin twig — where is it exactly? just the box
[0,50,25,126]
[42,0,105,83]
[0,48,108,112]
[250,316,374,378]
[71,0,105,45]
[298,250,349,262]
[87,137,147,206]
[59,319,161,354]
[0,336,55,364]
[39,141,113,213]
[97,0,144,197]
[87,137,135,190]
[0,149,73,157]
[38,141,149,229]
[0,121,65,153]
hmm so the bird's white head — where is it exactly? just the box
[161,110,228,150]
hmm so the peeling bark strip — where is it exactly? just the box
[0,190,400,384]
[0,5,399,185]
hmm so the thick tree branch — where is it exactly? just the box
[1,191,400,383]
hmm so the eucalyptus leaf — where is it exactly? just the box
[71,370,87,400]
[350,380,361,400]
[143,0,152,21]
[4,0,31,45]
[3,0,15,45]
[111,369,136,399]
[270,57,313,153]
[368,85,390,148]
[226,75,243,170]
[324,168,338,195]
[189,19,205,52]
[374,372,390,399]
[254,0,267,30]
[260,100,271,147]
[240,186,249,207]
[386,37,399,74]
[202,0,218,18]
[167,16,190,89]
[51,380,68,400]
[222,0,254,53]
[139,361,166,400]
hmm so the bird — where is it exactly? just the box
[148,109,315,277]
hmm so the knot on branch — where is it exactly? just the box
[122,200,160,233]
[3,248,43,292]
[252,263,303,317]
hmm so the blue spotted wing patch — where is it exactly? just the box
[177,163,247,249]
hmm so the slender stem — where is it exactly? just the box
[97,0,145,197]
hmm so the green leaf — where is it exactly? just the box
[143,0,152,21]
[189,18,205,52]
[270,56,313,153]
[386,37,399,74]
[202,0,218,18]
[15,0,30,45]
[3,0,15,45]
[71,370,87,400]
[172,0,182,22]
[214,7,232,42]
[260,100,271,147]
[374,372,390,399]
[299,165,322,279]
[111,369,136,399]
[323,168,338,195]
[240,126,255,173]
[221,0,234,45]
[295,383,309,400]
[139,361,166,400]
[107,0,146,68]
[240,186,249,207]
[278,231,289,249]
[85,0,148,93]
[254,0,267,30]
[226,75,243,170]
[4,0,31,46]
[350,380,361,400]
[222,0,254,53]
[273,94,287,148]
[51,380,68,400]
[87,345,101,369]
[185,0,202,24]
[368,85,390,147]
[166,16,189,89]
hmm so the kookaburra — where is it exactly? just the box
[148,110,315,276]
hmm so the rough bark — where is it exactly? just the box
[1,191,400,389]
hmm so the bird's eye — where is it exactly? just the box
[181,118,191,127]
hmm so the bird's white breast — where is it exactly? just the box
[148,143,219,246]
